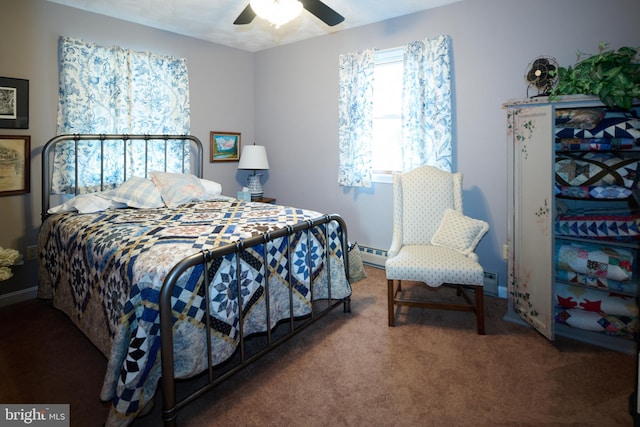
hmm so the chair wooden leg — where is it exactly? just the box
[475,285,485,335]
[387,279,395,327]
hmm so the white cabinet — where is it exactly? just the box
[505,95,639,354]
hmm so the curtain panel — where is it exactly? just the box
[53,37,191,194]
[338,49,375,188]
[338,35,452,187]
[402,35,452,172]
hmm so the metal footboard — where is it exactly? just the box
[159,214,351,426]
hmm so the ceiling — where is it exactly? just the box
[48,0,463,52]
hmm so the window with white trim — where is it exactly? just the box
[338,36,452,188]
[372,48,404,183]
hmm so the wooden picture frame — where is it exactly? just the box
[0,77,29,129]
[0,135,30,196]
[210,131,241,162]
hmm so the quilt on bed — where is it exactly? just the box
[37,198,351,426]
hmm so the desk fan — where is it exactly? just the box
[525,56,559,97]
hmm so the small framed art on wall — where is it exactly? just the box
[0,77,29,129]
[210,131,241,162]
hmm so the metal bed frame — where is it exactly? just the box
[41,134,203,219]
[41,134,351,426]
[160,213,350,425]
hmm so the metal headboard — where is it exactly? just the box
[41,134,203,220]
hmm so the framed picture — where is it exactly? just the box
[0,77,29,129]
[0,135,30,196]
[210,131,241,162]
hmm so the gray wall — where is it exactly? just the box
[1,0,639,299]
[254,0,640,292]
[0,0,254,298]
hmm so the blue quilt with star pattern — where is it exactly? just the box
[37,197,351,426]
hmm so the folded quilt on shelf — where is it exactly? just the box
[555,308,637,338]
[556,241,634,282]
[556,269,638,295]
[555,107,640,140]
[555,209,640,240]
[555,282,638,317]
[555,151,640,190]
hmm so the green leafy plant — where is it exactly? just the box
[550,43,640,110]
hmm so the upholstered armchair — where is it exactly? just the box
[385,165,489,334]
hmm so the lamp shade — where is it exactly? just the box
[238,145,270,170]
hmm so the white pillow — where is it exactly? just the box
[199,178,222,196]
[48,194,126,214]
[106,177,165,208]
[431,208,489,256]
[150,171,206,207]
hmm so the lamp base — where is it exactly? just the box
[247,174,263,200]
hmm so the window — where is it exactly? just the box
[338,35,452,188]
[372,48,404,182]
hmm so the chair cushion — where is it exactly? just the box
[431,208,489,256]
[385,245,484,287]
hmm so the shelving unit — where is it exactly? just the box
[504,95,639,355]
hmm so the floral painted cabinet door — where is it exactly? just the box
[506,104,554,339]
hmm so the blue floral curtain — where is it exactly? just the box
[338,35,452,187]
[53,37,191,194]
[402,35,452,172]
[338,49,375,187]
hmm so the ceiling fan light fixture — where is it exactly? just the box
[250,0,303,28]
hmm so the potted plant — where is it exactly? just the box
[551,43,640,110]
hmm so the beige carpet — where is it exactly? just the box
[0,265,635,426]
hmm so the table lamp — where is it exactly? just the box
[238,144,270,200]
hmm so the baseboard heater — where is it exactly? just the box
[357,245,387,269]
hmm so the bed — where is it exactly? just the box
[37,134,352,426]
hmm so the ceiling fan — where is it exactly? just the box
[234,0,345,27]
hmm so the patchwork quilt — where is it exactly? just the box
[555,151,640,190]
[556,269,638,295]
[37,198,351,426]
[555,283,638,338]
[556,241,634,282]
[555,210,640,240]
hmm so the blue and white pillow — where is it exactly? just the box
[150,172,207,207]
[103,177,165,208]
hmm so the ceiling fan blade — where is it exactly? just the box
[234,4,256,25]
[301,0,345,26]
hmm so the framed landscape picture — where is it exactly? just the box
[210,131,241,162]
[0,135,30,196]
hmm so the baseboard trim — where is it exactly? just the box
[0,286,38,307]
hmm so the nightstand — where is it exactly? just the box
[253,197,276,204]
